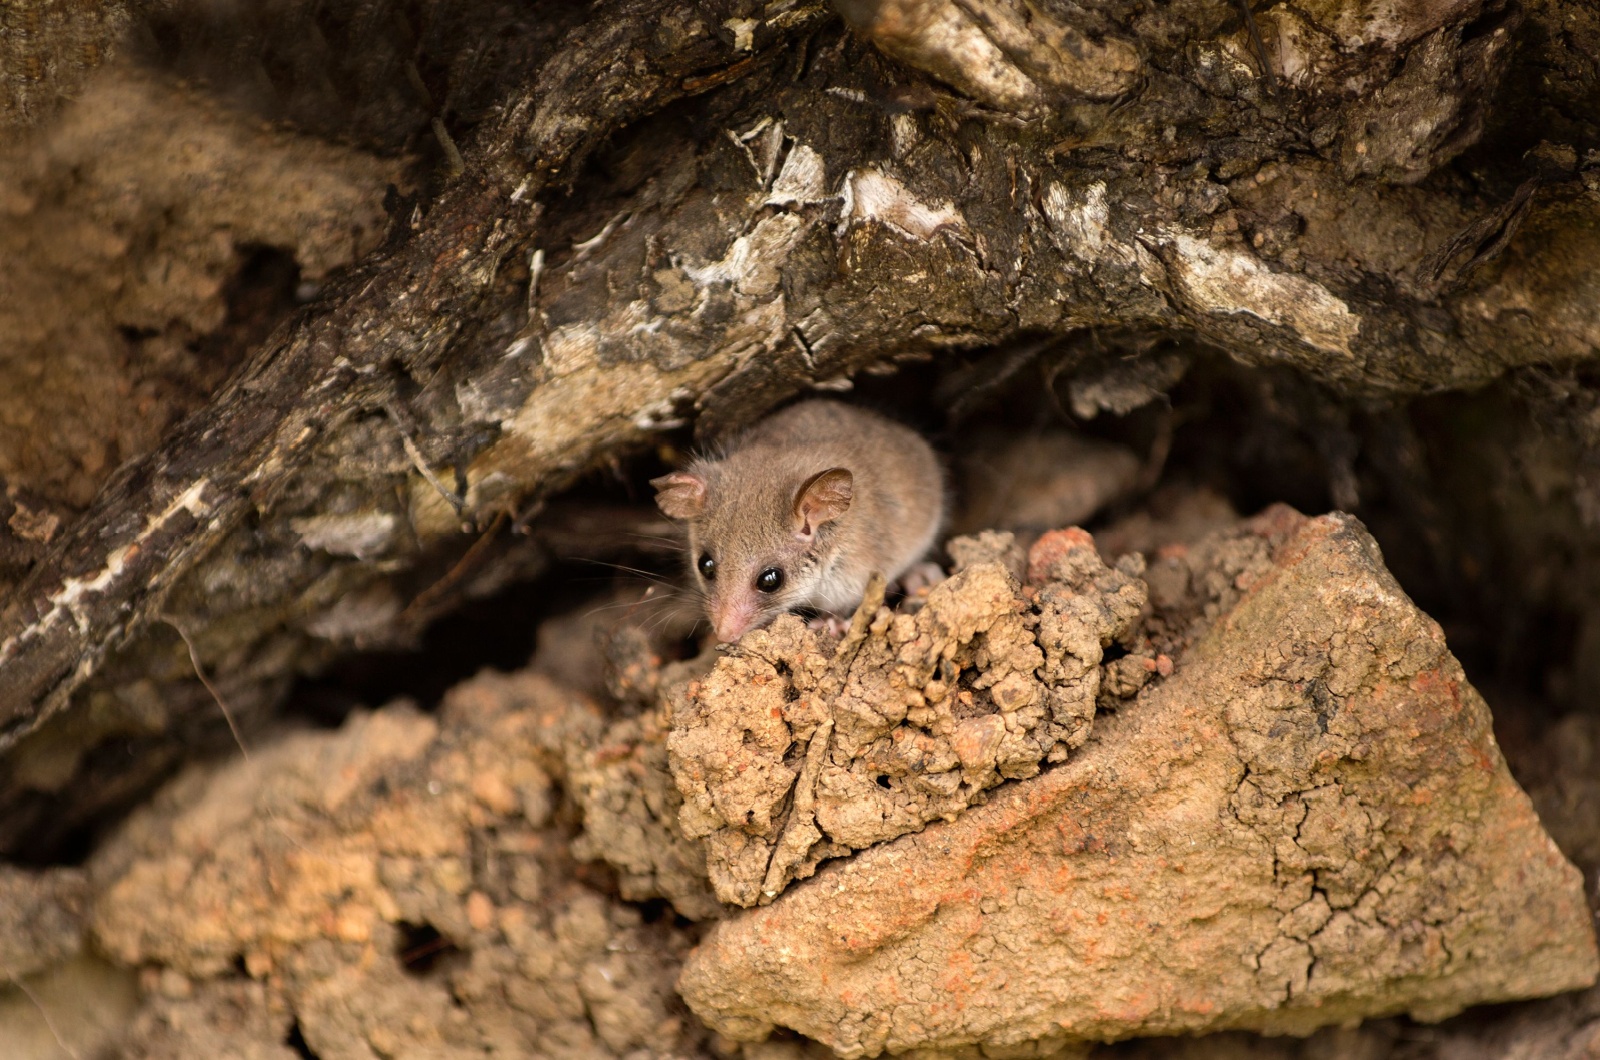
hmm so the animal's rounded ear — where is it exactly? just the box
[651,471,707,519]
[794,467,853,538]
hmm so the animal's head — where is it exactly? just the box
[651,465,853,642]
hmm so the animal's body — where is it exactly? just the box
[651,400,945,643]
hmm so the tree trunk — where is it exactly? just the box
[0,0,1594,865]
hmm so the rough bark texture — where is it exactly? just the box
[0,0,1597,859]
[0,0,833,856]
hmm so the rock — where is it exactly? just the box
[0,955,140,1060]
[679,509,1599,1056]
[0,865,88,978]
[667,535,1149,908]
[90,671,706,1060]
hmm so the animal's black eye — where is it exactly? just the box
[697,553,716,580]
[755,567,784,593]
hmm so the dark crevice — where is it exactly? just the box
[278,350,1598,751]
[284,573,550,726]
[396,921,465,976]
[284,1018,320,1060]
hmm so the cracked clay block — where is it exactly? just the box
[679,509,1600,1056]
[667,530,1149,907]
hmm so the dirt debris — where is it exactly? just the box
[667,530,1149,908]
[90,671,705,1060]
[0,64,398,527]
[568,705,724,922]
[0,509,1586,1059]
[0,955,140,1060]
[1092,486,1242,562]
[0,0,133,129]
[679,508,1598,1056]
[0,865,89,980]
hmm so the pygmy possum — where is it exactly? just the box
[651,400,946,643]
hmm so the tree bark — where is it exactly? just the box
[0,0,1596,856]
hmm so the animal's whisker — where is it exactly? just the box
[571,558,682,589]
[625,532,688,552]
[645,605,702,637]
[581,592,685,621]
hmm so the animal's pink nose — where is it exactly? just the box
[713,600,759,643]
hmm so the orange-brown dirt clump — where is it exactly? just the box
[0,507,1590,1059]
[668,529,1149,907]
[677,509,1598,1055]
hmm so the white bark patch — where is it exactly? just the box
[632,390,692,431]
[839,169,966,241]
[1165,232,1362,356]
[751,122,785,186]
[764,145,828,208]
[571,214,625,261]
[888,0,1039,111]
[1,478,214,649]
[291,512,400,561]
[723,17,756,52]
[543,323,601,376]
[1306,0,1476,49]
[890,114,920,158]
[1042,180,1109,259]
[305,583,402,642]
[53,544,134,636]
[682,213,808,297]
[1255,8,1326,88]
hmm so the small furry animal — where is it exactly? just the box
[651,400,945,643]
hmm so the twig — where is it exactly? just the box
[431,117,466,178]
[387,401,466,515]
[1235,0,1280,96]
[398,510,510,626]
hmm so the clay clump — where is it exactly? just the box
[667,529,1150,907]
[90,672,703,1060]
[678,510,1600,1055]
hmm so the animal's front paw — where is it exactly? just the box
[806,613,850,638]
[898,561,947,599]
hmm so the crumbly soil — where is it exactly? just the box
[0,504,1583,1060]
[666,530,1148,907]
[90,671,704,1059]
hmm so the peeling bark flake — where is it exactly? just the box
[1164,233,1362,357]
